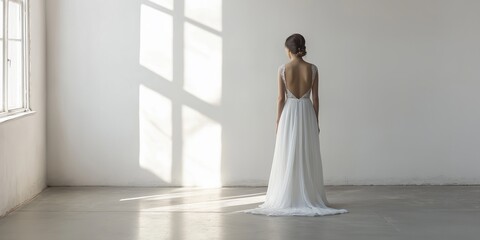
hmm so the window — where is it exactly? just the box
[0,0,31,121]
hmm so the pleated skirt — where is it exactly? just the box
[243,97,348,216]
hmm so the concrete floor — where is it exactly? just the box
[0,186,479,240]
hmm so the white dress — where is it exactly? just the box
[242,63,348,217]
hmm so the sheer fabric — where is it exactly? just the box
[242,63,348,217]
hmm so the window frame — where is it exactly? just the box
[0,0,32,121]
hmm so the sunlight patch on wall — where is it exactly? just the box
[184,22,222,105]
[140,4,173,81]
[182,105,221,187]
[139,84,172,183]
[185,0,222,31]
[148,0,173,10]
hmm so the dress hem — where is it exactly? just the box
[241,206,349,217]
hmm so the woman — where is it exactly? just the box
[243,33,349,216]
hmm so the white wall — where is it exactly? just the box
[46,0,480,186]
[0,0,47,217]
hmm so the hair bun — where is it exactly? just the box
[285,33,308,57]
[296,46,306,56]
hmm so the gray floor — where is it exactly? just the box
[0,186,479,240]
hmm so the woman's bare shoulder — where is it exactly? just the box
[304,61,316,68]
[308,62,318,71]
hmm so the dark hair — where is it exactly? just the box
[285,33,307,57]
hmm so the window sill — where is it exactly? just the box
[0,110,36,124]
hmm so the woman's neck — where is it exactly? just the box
[290,56,304,62]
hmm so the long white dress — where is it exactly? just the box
[242,63,348,217]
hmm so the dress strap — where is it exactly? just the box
[312,64,317,82]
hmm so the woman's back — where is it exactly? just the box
[284,60,314,99]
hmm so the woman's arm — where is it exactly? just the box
[311,66,319,131]
[276,67,286,134]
